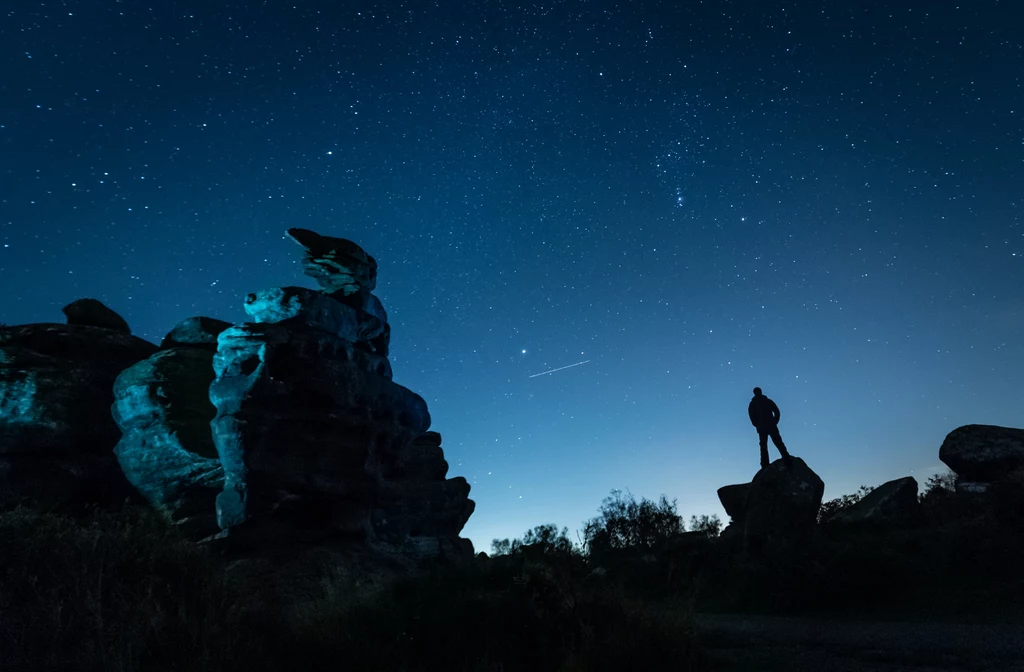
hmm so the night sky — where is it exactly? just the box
[2,1,1022,551]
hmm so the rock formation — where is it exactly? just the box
[0,301,155,509]
[828,477,920,527]
[940,424,1024,493]
[717,457,824,551]
[208,230,473,555]
[62,297,132,334]
[716,483,751,526]
[287,227,378,297]
[160,316,232,349]
[112,319,229,537]
[0,235,473,558]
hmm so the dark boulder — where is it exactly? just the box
[372,476,475,543]
[160,316,233,350]
[717,483,751,522]
[829,477,920,527]
[112,347,224,537]
[743,457,824,550]
[0,322,156,510]
[286,228,378,296]
[62,298,131,333]
[940,424,1024,483]
[0,323,157,455]
[389,431,449,481]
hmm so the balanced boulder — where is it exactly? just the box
[61,298,131,334]
[940,425,1024,483]
[286,227,378,297]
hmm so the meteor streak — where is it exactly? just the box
[528,360,591,378]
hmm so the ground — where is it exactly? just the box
[697,613,1024,672]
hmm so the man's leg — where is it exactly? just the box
[758,431,769,468]
[769,428,792,461]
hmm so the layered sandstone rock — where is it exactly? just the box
[208,231,473,554]
[0,301,155,509]
[112,343,224,537]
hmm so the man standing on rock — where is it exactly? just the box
[748,387,793,470]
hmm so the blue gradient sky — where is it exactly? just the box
[2,1,1022,551]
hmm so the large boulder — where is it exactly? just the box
[940,425,1024,482]
[112,347,224,536]
[160,316,232,350]
[0,323,157,455]
[61,298,131,334]
[0,320,156,510]
[829,477,920,527]
[743,457,824,550]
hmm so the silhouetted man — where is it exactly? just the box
[748,387,792,469]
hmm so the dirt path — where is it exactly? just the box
[695,613,1024,671]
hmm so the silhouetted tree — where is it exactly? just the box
[583,490,683,556]
[921,470,957,499]
[688,514,721,538]
[491,523,576,556]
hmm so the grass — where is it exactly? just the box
[0,506,708,672]
[4,479,1020,671]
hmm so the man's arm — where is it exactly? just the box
[748,401,757,426]
[770,399,781,423]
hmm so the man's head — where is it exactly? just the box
[752,387,762,397]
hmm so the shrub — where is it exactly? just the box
[922,470,956,498]
[492,523,578,557]
[688,514,721,539]
[583,490,684,557]
[0,507,709,671]
[295,556,707,671]
[0,506,266,672]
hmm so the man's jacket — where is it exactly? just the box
[748,395,781,429]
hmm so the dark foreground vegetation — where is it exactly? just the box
[0,504,706,672]
[2,472,1022,671]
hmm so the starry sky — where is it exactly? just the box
[2,1,1022,551]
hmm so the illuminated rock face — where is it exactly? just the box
[1,239,475,557]
[208,231,473,556]
[112,346,225,538]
